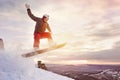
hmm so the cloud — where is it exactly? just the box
[0,0,120,64]
[0,0,15,10]
[48,40,120,64]
[106,0,120,8]
[112,41,120,49]
[62,44,120,63]
[86,23,120,39]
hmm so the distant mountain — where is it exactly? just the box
[46,64,120,80]
[90,69,120,80]
[47,64,120,72]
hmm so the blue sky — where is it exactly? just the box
[0,0,120,64]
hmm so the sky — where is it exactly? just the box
[0,0,120,65]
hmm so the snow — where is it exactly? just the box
[0,50,74,80]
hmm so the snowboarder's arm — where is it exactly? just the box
[25,4,39,21]
[47,24,52,32]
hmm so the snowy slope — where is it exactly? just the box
[0,50,74,80]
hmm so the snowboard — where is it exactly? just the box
[22,43,66,58]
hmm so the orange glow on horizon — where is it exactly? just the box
[34,58,88,65]
[34,58,120,65]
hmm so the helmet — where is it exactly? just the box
[43,14,49,18]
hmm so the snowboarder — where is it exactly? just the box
[25,4,55,50]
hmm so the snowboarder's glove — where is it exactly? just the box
[25,4,30,9]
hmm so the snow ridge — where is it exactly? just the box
[0,51,74,80]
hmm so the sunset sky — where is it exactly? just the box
[0,0,120,65]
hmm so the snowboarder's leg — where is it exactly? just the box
[40,32,56,47]
[33,39,39,48]
[33,33,40,49]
